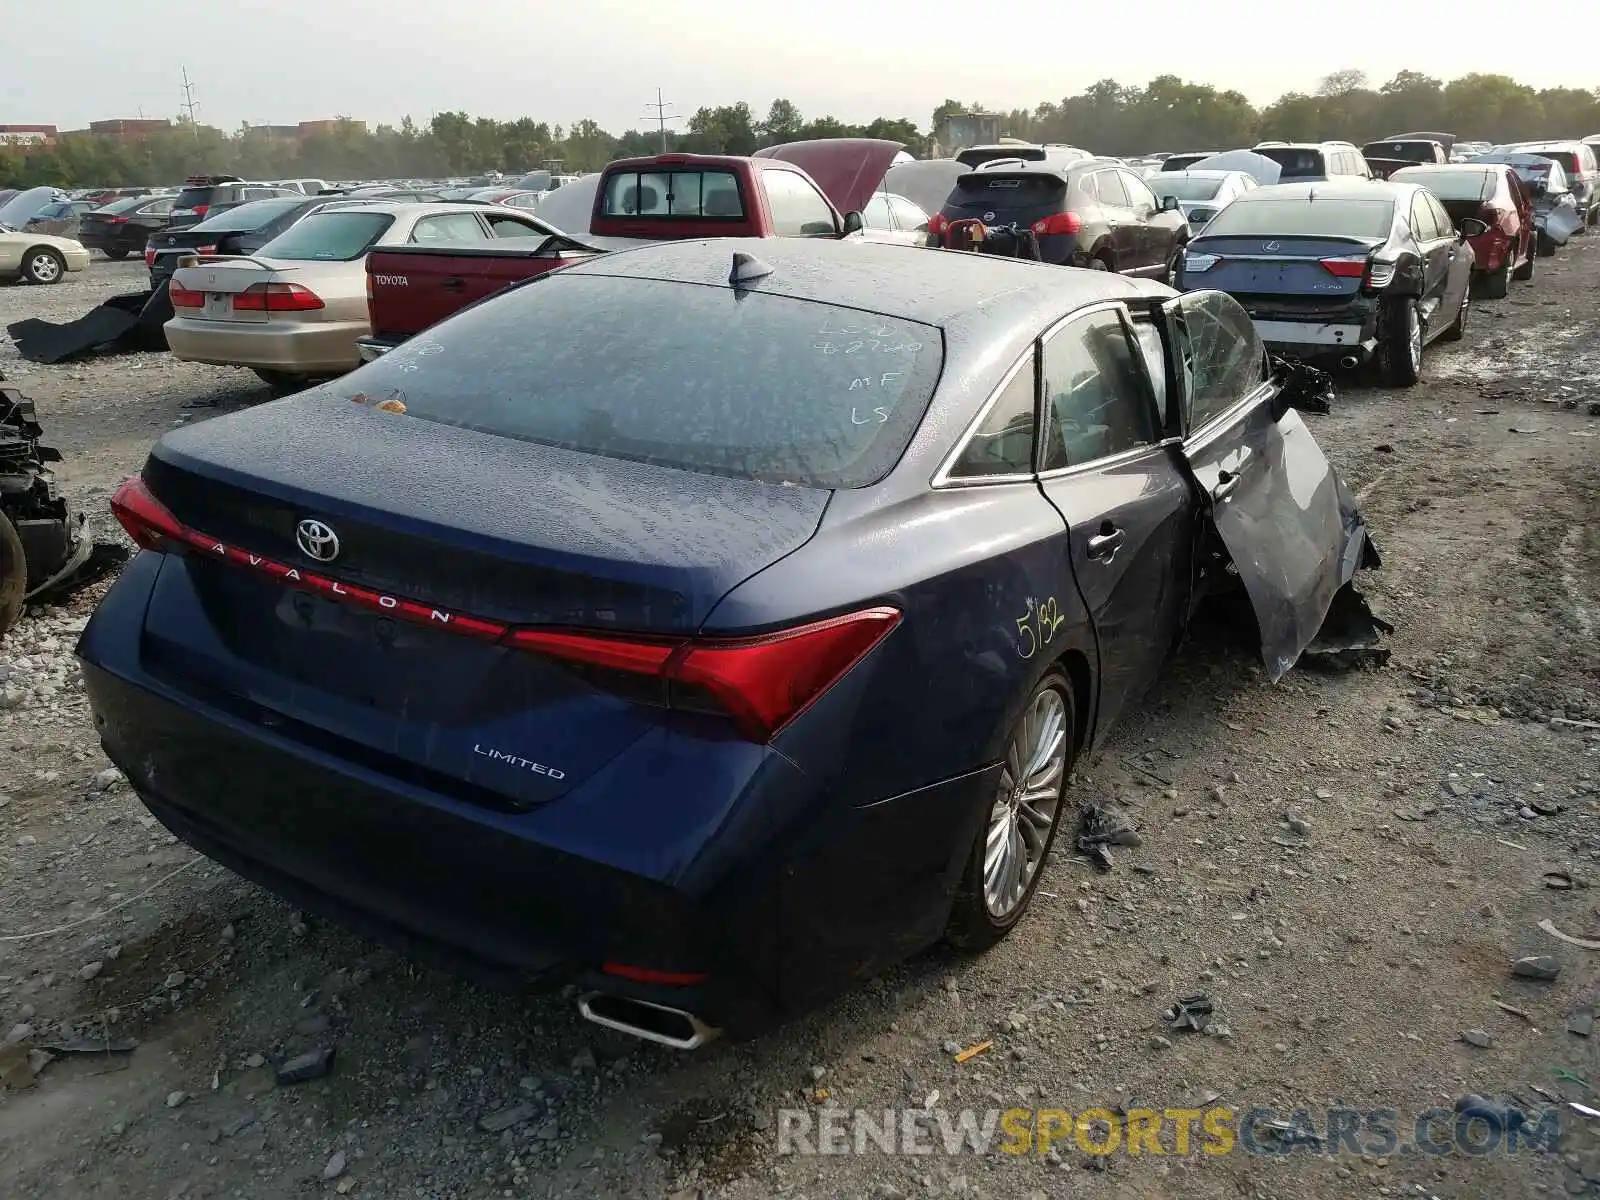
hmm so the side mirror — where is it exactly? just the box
[1458,217,1490,239]
[841,210,864,235]
[1160,195,1182,213]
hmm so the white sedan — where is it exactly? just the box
[0,227,90,284]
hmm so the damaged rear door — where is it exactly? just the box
[1163,289,1378,681]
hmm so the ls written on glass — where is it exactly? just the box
[850,372,906,425]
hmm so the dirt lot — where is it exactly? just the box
[1,251,1598,1200]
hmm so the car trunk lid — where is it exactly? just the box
[365,242,601,341]
[131,397,831,808]
[942,172,1069,229]
[1186,235,1381,298]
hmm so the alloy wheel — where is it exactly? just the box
[28,253,61,283]
[983,686,1068,918]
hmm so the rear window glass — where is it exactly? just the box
[258,211,393,261]
[1151,176,1225,201]
[601,170,744,218]
[1255,148,1326,177]
[1364,142,1436,162]
[99,195,151,214]
[174,187,216,209]
[338,276,944,489]
[949,174,1066,208]
[1528,151,1579,174]
[1390,168,1491,201]
[956,147,1046,168]
[1202,198,1394,239]
[194,198,306,231]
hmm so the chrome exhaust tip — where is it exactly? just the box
[577,992,722,1050]
[1339,355,1360,370]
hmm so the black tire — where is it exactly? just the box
[103,247,130,261]
[1513,239,1535,281]
[1439,288,1468,343]
[945,671,1076,953]
[20,248,65,285]
[252,369,310,396]
[1380,298,1422,388]
[0,512,26,638]
[1478,256,1510,300]
[1537,231,1558,258]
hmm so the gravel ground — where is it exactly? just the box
[1,252,1598,1200]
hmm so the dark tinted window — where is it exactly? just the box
[1202,198,1394,239]
[173,186,215,209]
[1040,308,1158,469]
[601,170,744,218]
[340,277,944,489]
[99,195,152,214]
[1255,148,1327,178]
[956,147,1046,168]
[258,211,394,261]
[1173,292,1268,431]
[948,357,1036,479]
[1528,150,1580,175]
[763,170,837,236]
[949,174,1066,210]
[194,198,308,232]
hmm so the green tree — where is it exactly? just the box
[759,99,805,145]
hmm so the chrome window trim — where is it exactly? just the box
[930,348,1038,489]
[1035,436,1181,482]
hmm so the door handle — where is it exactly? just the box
[1212,469,1240,502]
[1087,527,1126,560]
[441,276,466,290]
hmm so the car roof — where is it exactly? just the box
[1260,141,1358,151]
[1239,180,1402,203]
[553,236,1166,331]
[1154,170,1243,180]
[293,201,496,218]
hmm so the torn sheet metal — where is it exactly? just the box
[1301,584,1394,669]
[6,284,172,364]
[1539,200,1584,246]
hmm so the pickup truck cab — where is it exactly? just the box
[359,139,903,360]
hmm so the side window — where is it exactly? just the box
[142,198,174,216]
[947,355,1038,480]
[1410,195,1439,240]
[1427,194,1454,236]
[1078,173,1100,201]
[862,194,893,229]
[410,213,489,243]
[1121,172,1157,213]
[763,169,838,237]
[1172,291,1268,432]
[888,196,930,232]
[1040,308,1159,470]
[484,212,545,239]
[1094,171,1130,208]
[1129,320,1170,426]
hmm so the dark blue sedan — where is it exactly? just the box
[80,237,1378,1046]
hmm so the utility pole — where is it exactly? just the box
[642,89,679,152]
[180,67,200,142]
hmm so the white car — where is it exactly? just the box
[1148,170,1259,231]
[0,227,91,284]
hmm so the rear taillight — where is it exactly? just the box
[144,247,156,268]
[106,216,128,225]
[191,204,209,218]
[927,213,949,238]
[1031,212,1083,236]
[233,282,324,312]
[169,285,205,308]
[197,244,218,256]
[506,608,901,742]
[1318,257,1368,278]
[110,477,184,550]
[365,272,373,301]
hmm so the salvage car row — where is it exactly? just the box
[6,130,1586,1048]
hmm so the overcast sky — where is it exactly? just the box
[7,0,1599,134]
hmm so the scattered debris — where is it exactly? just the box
[41,1036,137,1055]
[1538,921,1600,951]
[1454,1093,1527,1133]
[276,1046,336,1085]
[1460,1029,1493,1048]
[1512,955,1563,980]
[1544,871,1576,891]
[1573,1103,1600,1120]
[1302,585,1394,669]
[1550,717,1600,731]
[1569,1009,1594,1038]
[478,1104,538,1133]
[1272,357,1335,414]
[323,1151,348,1181]
[0,1042,50,1090]
[1494,1001,1531,1021]
[1075,802,1140,870]
[1164,993,1215,1033]
[953,1041,992,1064]
[5,285,172,364]
[166,1089,189,1108]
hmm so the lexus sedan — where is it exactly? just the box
[1176,181,1480,386]
[82,238,1379,1044]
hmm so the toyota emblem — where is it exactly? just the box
[1262,240,1281,252]
[295,519,340,562]
[983,211,996,222]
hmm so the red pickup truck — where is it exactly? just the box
[357,139,904,361]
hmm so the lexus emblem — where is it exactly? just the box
[295,519,340,562]
[1262,240,1281,252]
[983,211,996,222]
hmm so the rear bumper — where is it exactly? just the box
[164,316,367,374]
[76,554,991,1035]
[1245,300,1381,362]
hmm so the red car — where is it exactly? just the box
[1391,163,1535,297]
